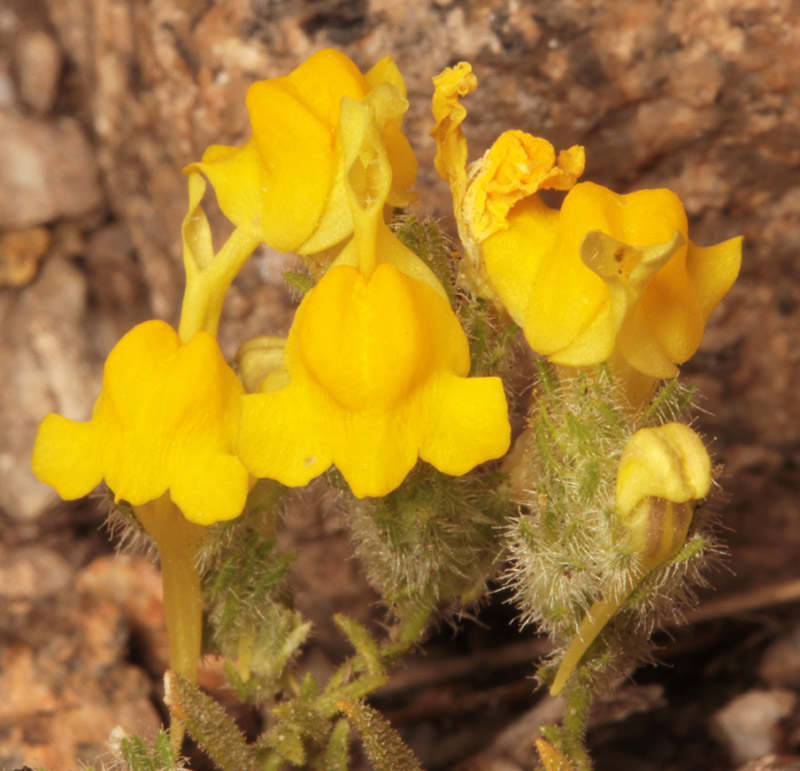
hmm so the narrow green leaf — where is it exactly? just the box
[165,671,253,771]
[333,614,383,677]
[319,673,389,717]
[338,700,422,771]
[325,719,351,771]
[260,725,305,765]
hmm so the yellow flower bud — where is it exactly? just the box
[236,335,290,394]
[616,422,711,568]
[186,49,417,256]
[535,738,577,771]
[550,423,712,695]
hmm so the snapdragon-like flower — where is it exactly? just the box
[32,319,249,525]
[432,62,742,384]
[238,96,510,498]
[187,48,417,255]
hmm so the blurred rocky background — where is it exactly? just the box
[1,0,799,769]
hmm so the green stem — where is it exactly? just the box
[135,495,209,750]
[550,567,645,696]
[562,684,593,770]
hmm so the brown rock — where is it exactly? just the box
[760,626,800,690]
[735,756,800,771]
[710,689,797,765]
[0,545,73,600]
[76,554,169,675]
[0,112,103,228]
[0,226,50,287]
[14,29,62,114]
[0,584,161,769]
[0,256,100,520]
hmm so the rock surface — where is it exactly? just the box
[711,689,798,766]
[0,552,162,770]
[0,111,103,229]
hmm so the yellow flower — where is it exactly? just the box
[186,48,417,255]
[494,182,742,379]
[31,320,249,525]
[238,95,510,498]
[431,62,742,382]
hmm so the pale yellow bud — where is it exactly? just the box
[236,336,290,394]
[616,423,711,520]
[550,423,712,696]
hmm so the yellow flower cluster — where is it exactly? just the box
[29,50,742,744]
[33,50,511,521]
[31,49,742,540]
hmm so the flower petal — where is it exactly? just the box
[464,131,583,243]
[431,62,477,197]
[331,408,419,498]
[418,373,510,475]
[686,236,743,320]
[170,452,250,525]
[238,379,333,487]
[31,414,102,500]
[481,195,559,325]
[188,139,273,244]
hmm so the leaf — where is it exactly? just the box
[165,671,253,771]
[338,700,422,771]
[259,725,305,765]
[119,729,183,771]
[324,719,351,771]
[333,614,383,677]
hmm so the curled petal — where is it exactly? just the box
[464,131,584,242]
[431,62,477,196]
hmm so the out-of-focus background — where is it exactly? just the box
[1,0,798,769]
